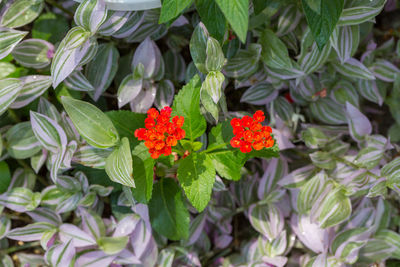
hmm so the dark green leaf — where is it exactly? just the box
[159,0,193,23]
[32,12,70,44]
[0,161,11,193]
[195,0,226,42]
[149,178,190,240]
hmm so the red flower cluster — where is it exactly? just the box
[230,110,274,153]
[134,107,185,159]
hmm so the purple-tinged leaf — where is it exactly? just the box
[214,234,233,249]
[117,74,143,108]
[333,58,375,80]
[56,175,81,192]
[276,5,301,36]
[45,239,75,267]
[98,236,129,255]
[331,25,360,64]
[72,145,111,169]
[113,214,140,237]
[129,83,156,113]
[7,222,55,242]
[114,249,141,265]
[6,122,41,160]
[75,250,116,267]
[186,212,207,246]
[261,256,287,267]
[38,97,61,123]
[11,39,54,69]
[98,11,131,36]
[258,158,288,199]
[74,0,108,33]
[157,248,175,267]
[27,207,62,226]
[10,75,52,109]
[59,223,97,247]
[55,192,82,214]
[8,168,36,190]
[240,82,278,105]
[131,37,161,79]
[155,79,174,110]
[370,59,400,82]
[0,187,40,212]
[345,102,372,142]
[249,204,284,241]
[79,207,106,239]
[112,11,145,39]
[0,27,27,60]
[64,71,94,92]
[0,78,23,115]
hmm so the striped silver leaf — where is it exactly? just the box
[292,75,318,101]
[6,121,41,159]
[271,97,294,122]
[300,42,331,74]
[266,62,305,81]
[330,80,359,107]
[241,81,278,105]
[50,26,96,88]
[310,151,336,170]
[0,0,44,28]
[112,11,145,39]
[27,207,62,226]
[60,112,80,141]
[74,0,108,33]
[310,98,347,125]
[375,230,400,260]
[10,75,52,109]
[278,165,315,188]
[30,111,67,154]
[158,248,175,267]
[205,37,225,72]
[338,0,386,26]
[56,175,81,193]
[38,97,61,123]
[201,71,224,104]
[74,250,116,266]
[276,5,302,36]
[0,78,22,115]
[155,79,174,110]
[345,102,371,142]
[8,168,36,190]
[357,79,383,105]
[224,44,261,79]
[72,145,111,169]
[257,230,287,257]
[11,39,53,69]
[258,158,288,199]
[64,71,94,92]
[79,207,105,239]
[98,10,131,36]
[129,83,156,113]
[312,188,352,228]
[131,37,161,79]
[249,204,284,240]
[124,20,167,43]
[105,137,134,187]
[45,239,75,267]
[370,59,400,82]
[297,171,329,214]
[7,222,55,242]
[117,74,143,108]
[86,43,119,101]
[59,223,96,247]
[164,50,186,82]
[55,192,83,213]
[332,25,360,64]
[0,27,27,60]
[0,187,41,212]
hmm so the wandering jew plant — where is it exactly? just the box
[0,0,399,266]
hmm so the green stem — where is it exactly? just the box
[1,241,40,254]
[45,0,74,16]
[203,142,231,154]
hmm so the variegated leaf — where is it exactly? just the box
[310,151,336,169]
[297,171,330,213]
[357,79,383,105]
[164,51,186,82]
[72,145,111,169]
[260,29,292,69]
[64,71,94,92]
[224,44,262,78]
[332,25,360,64]
[59,223,97,247]
[338,0,386,26]
[131,37,161,79]
[7,222,54,242]
[79,207,105,239]
[98,10,130,36]
[6,122,41,159]
[74,0,108,33]
[249,204,284,240]
[0,187,41,212]
[105,137,134,187]
[266,63,305,81]
[310,98,347,125]
[240,81,278,105]
[112,11,145,39]
[8,168,36,190]
[333,58,375,80]
[201,71,224,104]
[30,111,67,153]
[27,207,62,226]
[0,28,27,60]
[276,5,302,36]
[45,239,75,267]
[10,75,52,109]
[0,78,22,115]
[345,102,371,142]
[330,79,359,107]
[50,26,96,88]
[205,37,225,72]
[38,97,61,123]
[129,83,156,113]
[11,39,53,69]
[278,165,315,188]
[370,59,400,82]
[300,42,331,74]
[258,158,288,198]
[0,0,44,28]
[154,79,174,110]
[271,97,293,122]
[74,250,116,267]
[86,43,119,101]
[117,74,143,108]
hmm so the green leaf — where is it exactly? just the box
[297,171,329,213]
[97,236,129,255]
[189,23,208,74]
[1,0,44,28]
[130,143,155,203]
[6,122,41,159]
[177,153,215,212]
[259,29,292,69]
[106,110,146,150]
[195,0,226,41]
[207,121,246,181]
[302,0,344,49]
[61,97,119,148]
[159,0,193,23]
[201,71,225,104]
[32,12,69,44]
[149,178,190,240]
[205,37,225,72]
[0,78,23,116]
[105,137,134,187]
[214,0,249,43]
[172,75,206,142]
[0,161,11,193]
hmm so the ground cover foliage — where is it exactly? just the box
[0,0,400,266]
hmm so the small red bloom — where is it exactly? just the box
[134,107,186,159]
[230,110,274,153]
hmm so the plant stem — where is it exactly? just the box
[45,0,74,16]
[203,142,231,154]
[1,241,40,254]
[333,156,380,179]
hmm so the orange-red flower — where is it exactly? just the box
[134,107,186,159]
[230,110,274,153]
